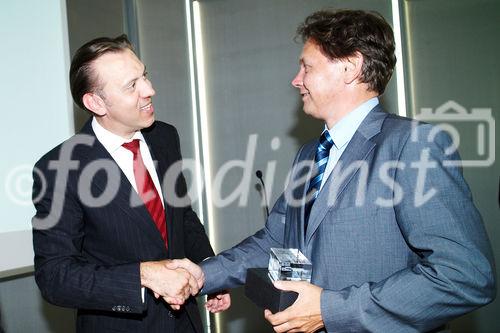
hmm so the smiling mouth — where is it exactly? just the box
[140,102,153,111]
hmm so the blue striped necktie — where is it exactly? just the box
[304,130,334,231]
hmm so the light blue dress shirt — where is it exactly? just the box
[319,97,379,191]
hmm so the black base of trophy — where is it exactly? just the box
[244,268,298,313]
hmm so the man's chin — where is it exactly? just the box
[140,116,155,130]
[303,108,321,120]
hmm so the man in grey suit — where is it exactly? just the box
[196,9,496,332]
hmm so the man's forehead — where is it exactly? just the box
[300,41,321,60]
[92,49,144,83]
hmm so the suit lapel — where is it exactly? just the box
[304,106,388,245]
[285,144,315,250]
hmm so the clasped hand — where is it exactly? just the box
[140,258,204,310]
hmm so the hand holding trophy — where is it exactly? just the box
[245,248,312,313]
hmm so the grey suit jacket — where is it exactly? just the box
[201,105,496,332]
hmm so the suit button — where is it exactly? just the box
[125,306,130,312]
[112,306,117,311]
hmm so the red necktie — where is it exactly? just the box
[122,139,167,247]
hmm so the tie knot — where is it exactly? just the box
[122,139,140,155]
[318,130,334,152]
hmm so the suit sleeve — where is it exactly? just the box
[198,145,309,295]
[322,124,496,332]
[32,155,145,314]
[200,193,287,294]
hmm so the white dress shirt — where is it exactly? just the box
[91,118,164,206]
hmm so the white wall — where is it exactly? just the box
[0,0,73,276]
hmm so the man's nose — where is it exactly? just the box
[291,71,303,88]
[141,80,155,97]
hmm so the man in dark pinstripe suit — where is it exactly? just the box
[31,35,226,332]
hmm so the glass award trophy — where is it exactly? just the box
[244,248,312,313]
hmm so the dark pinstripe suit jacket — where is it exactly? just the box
[32,119,214,332]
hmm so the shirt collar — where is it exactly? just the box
[91,117,145,153]
[324,97,379,149]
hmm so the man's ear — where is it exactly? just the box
[343,51,364,85]
[82,92,107,116]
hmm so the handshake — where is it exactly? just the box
[140,258,230,312]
